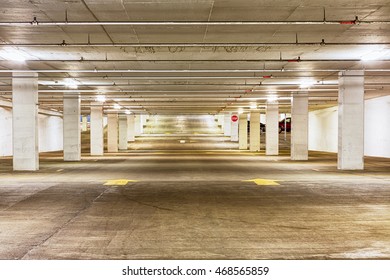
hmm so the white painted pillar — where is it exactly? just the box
[291,92,309,160]
[266,101,279,155]
[12,72,39,171]
[81,115,88,132]
[231,114,239,142]
[338,70,365,170]
[107,113,118,152]
[249,110,261,151]
[239,113,248,150]
[127,115,135,142]
[224,113,231,136]
[63,95,81,161]
[90,102,104,156]
[134,115,142,136]
[118,116,128,150]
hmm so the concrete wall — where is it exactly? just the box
[38,114,63,153]
[364,95,390,158]
[0,107,63,156]
[309,95,390,158]
[0,107,12,156]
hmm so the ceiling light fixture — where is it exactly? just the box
[0,48,28,62]
[267,95,278,102]
[250,103,257,109]
[125,110,131,115]
[113,104,121,110]
[96,95,106,103]
[361,50,389,61]
[299,79,316,89]
[64,78,79,89]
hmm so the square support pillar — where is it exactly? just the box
[127,115,135,142]
[81,115,88,132]
[239,113,248,150]
[107,113,118,152]
[249,110,260,151]
[118,116,128,150]
[12,72,39,171]
[266,101,279,155]
[134,115,142,136]
[90,102,104,156]
[338,70,365,170]
[63,95,81,161]
[291,92,309,160]
[224,113,231,136]
[231,114,239,142]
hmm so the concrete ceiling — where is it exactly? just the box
[0,0,390,114]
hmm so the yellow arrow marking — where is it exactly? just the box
[104,179,138,186]
[243,179,280,186]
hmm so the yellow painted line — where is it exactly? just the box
[104,179,138,186]
[165,132,171,134]
[243,178,280,186]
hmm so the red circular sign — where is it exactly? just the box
[231,115,238,122]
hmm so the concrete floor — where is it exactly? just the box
[0,136,389,259]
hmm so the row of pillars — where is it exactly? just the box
[218,70,365,170]
[220,94,308,160]
[11,70,364,171]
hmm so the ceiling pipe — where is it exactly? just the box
[1,69,390,73]
[1,42,390,47]
[0,18,387,26]
[6,58,390,63]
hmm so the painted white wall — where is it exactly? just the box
[38,114,63,152]
[364,95,390,158]
[0,107,12,156]
[308,107,338,153]
[309,95,390,158]
[0,106,63,156]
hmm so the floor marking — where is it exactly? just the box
[243,178,280,186]
[104,179,138,186]
[56,169,64,172]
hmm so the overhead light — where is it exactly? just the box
[267,95,278,102]
[299,79,316,88]
[361,50,389,61]
[125,110,131,115]
[250,103,257,109]
[113,104,121,110]
[96,95,106,103]
[0,48,28,62]
[238,108,244,114]
[64,78,79,89]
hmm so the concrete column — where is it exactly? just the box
[224,113,231,136]
[249,110,260,151]
[81,115,88,132]
[107,113,118,152]
[239,113,248,150]
[118,116,128,150]
[12,72,39,171]
[90,102,104,156]
[231,114,239,142]
[338,70,365,170]
[127,115,135,142]
[134,115,142,136]
[291,92,309,160]
[63,95,81,161]
[266,101,279,155]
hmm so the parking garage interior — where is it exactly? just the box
[0,0,390,260]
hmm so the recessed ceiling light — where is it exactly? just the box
[267,95,278,102]
[250,103,257,109]
[125,110,131,115]
[113,104,121,110]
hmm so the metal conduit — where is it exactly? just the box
[1,42,390,47]
[0,19,388,26]
[1,69,390,73]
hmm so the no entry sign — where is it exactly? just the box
[231,115,238,122]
